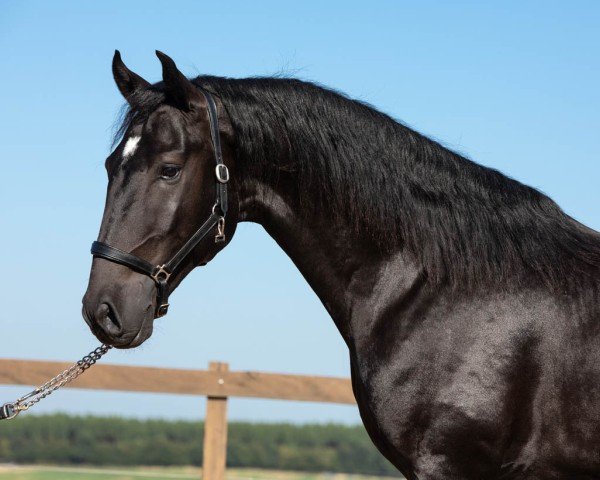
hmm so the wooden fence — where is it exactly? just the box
[0,358,356,480]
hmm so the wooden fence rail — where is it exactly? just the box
[0,358,356,480]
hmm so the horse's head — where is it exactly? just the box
[82,51,237,348]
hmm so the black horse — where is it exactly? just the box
[83,52,600,479]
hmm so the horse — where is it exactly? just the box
[82,51,600,480]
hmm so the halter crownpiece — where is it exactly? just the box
[90,89,229,318]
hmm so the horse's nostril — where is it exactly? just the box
[96,303,122,336]
[96,303,110,322]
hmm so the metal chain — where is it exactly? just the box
[1,345,112,420]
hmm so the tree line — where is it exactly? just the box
[0,414,398,476]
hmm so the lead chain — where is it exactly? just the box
[1,345,112,420]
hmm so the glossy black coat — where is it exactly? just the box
[83,52,600,479]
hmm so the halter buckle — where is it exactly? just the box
[215,164,229,183]
[151,265,171,283]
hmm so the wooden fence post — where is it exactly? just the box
[202,361,229,480]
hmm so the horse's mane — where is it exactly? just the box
[116,75,600,293]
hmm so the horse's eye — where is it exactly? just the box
[160,165,182,179]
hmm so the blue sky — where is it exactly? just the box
[0,1,598,423]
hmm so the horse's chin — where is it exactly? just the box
[94,329,151,349]
[111,324,153,349]
[90,325,152,349]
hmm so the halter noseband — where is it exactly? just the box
[90,89,229,318]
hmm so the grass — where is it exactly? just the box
[0,465,401,480]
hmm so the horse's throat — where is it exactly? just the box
[238,179,416,344]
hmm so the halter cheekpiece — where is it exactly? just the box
[90,89,229,318]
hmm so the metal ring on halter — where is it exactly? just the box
[212,203,226,218]
[151,264,172,283]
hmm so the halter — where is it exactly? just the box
[90,89,229,318]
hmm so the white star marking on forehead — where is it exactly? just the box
[123,136,141,159]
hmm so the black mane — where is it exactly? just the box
[116,75,600,293]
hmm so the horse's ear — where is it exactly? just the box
[112,50,150,103]
[155,50,204,111]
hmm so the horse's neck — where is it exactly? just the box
[238,177,423,346]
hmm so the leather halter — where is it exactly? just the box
[90,89,229,318]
